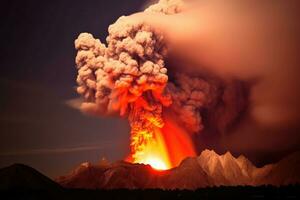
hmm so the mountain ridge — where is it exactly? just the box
[56,150,300,189]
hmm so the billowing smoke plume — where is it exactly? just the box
[74,0,246,166]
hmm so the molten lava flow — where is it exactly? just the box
[128,99,196,170]
[130,128,171,170]
[127,95,172,170]
[129,117,197,170]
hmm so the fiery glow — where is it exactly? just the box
[143,157,168,170]
[129,123,172,170]
[128,99,196,170]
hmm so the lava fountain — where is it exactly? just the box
[126,93,196,170]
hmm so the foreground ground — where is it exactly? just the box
[1,185,299,200]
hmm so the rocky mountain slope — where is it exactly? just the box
[56,150,300,189]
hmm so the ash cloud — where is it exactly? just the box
[75,0,245,135]
[135,0,300,153]
[134,0,300,129]
[74,0,300,162]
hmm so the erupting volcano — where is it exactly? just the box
[74,0,244,170]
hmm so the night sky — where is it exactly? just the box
[0,0,148,178]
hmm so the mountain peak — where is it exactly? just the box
[199,149,219,158]
[224,151,233,157]
[0,163,62,190]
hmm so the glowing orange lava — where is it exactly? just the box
[128,109,196,170]
[130,127,172,170]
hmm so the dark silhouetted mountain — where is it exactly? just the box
[0,163,62,190]
[56,150,300,189]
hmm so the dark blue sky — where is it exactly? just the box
[0,0,147,178]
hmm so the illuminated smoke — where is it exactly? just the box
[74,0,245,168]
